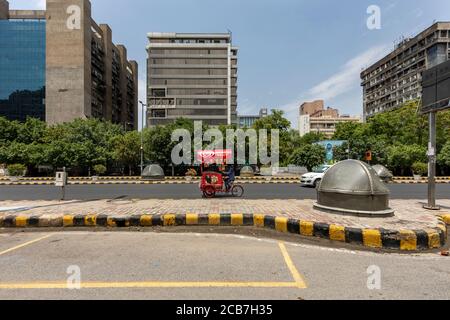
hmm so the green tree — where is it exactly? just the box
[298,132,326,145]
[289,144,326,171]
[386,144,427,176]
[437,141,450,169]
[253,110,292,166]
[113,130,141,175]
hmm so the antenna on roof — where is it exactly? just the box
[227,28,232,42]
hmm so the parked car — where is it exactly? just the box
[300,165,333,188]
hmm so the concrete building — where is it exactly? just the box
[361,22,450,120]
[299,100,361,138]
[146,33,238,126]
[0,0,138,129]
[237,108,267,128]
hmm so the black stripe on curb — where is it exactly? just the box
[415,230,429,251]
[3,216,15,228]
[313,223,330,239]
[345,228,364,245]
[96,215,109,227]
[28,216,40,227]
[129,215,141,227]
[220,214,231,226]
[176,214,187,226]
[380,229,400,250]
[73,215,85,227]
[264,216,276,230]
[243,214,254,226]
[287,219,300,234]
[151,215,163,226]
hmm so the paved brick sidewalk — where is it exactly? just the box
[0,199,448,231]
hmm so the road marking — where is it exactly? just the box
[0,234,52,257]
[278,242,308,289]
[0,281,300,290]
[0,236,308,290]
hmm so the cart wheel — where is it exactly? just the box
[203,186,216,198]
[231,185,244,198]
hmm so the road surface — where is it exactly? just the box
[0,231,448,300]
[0,184,449,201]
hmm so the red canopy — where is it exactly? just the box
[196,149,232,164]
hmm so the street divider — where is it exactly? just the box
[0,213,448,252]
[1,179,450,186]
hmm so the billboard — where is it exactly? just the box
[421,59,450,114]
[315,140,346,162]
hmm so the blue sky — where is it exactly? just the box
[10,0,450,128]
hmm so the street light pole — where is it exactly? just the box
[424,111,440,210]
[139,101,147,176]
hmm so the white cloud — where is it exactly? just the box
[278,44,390,127]
[8,0,45,9]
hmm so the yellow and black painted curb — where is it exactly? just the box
[0,213,448,252]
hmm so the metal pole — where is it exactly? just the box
[139,101,146,176]
[424,111,440,210]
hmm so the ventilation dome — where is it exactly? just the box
[142,164,165,180]
[314,160,394,217]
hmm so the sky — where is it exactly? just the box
[9,0,450,128]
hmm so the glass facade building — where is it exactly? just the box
[0,19,46,121]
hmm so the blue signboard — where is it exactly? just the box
[314,140,347,162]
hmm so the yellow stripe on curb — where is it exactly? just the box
[63,215,74,227]
[426,229,441,249]
[163,214,176,226]
[231,214,244,226]
[442,214,450,225]
[399,230,417,251]
[300,221,314,237]
[275,217,288,233]
[107,218,116,227]
[329,225,345,242]
[253,214,265,228]
[140,215,152,227]
[186,214,199,225]
[15,216,28,228]
[208,214,220,225]
[363,229,382,248]
[84,215,97,226]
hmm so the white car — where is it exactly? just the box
[301,165,333,188]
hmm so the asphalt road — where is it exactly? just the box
[0,184,449,201]
[0,231,449,300]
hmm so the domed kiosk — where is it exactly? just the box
[372,164,394,183]
[314,160,394,217]
[142,164,165,181]
[240,166,255,178]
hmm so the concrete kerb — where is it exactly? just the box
[1,213,448,252]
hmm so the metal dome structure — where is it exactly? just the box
[314,160,394,217]
[240,166,254,177]
[372,164,394,183]
[142,164,165,180]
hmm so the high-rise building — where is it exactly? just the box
[0,0,138,129]
[299,101,361,138]
[361,22,450,120]
[237,108,268,128]
[146,33,238,126]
